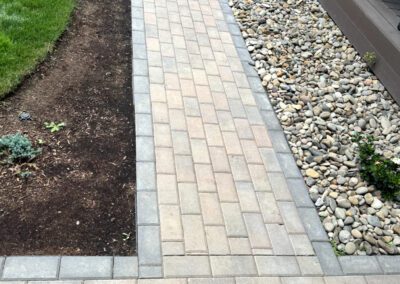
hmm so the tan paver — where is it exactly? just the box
[160,205,183,241]
[204,124,224,146]
[240,140,263,164]
[175,155,196,182]
[157,174,178,205]
[205,226,230,255]
[281,277,325,284]
[236,183,260,213]
[155,147,175,174]
[297,257,323,276]
[162,241,185,256]
[178,183,201,215]
[221,203,248,237]
[154,124,173,147]
[163,256,211,277]
[209,147,230,172]
[324,276,367,284]
[215,173,238,203]
[182,215,208,253]
[243,214,271,249]
[188,278,234,284]
[199,192,224,226]
[257,192,283,224]
[191,139,211,164]
[247,164,272,192]
[228,238,252,255]
[289,234,315,256]
[210,256,257,277]
[235,277,281,284]
[194,164,217,192]
[222,132,243,155]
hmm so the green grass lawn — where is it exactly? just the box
[0,0,75,99]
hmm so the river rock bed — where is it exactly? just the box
[229,0,400,255]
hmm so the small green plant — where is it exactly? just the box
[44,121,65,133]
[353,133,400,199]
[122,232,131,241]
[363,51,377,67]
[19,171,33,179]
[0,133,41,163]
[330,240,345,256]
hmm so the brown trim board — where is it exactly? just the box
[319,0,400,105]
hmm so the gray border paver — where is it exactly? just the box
[59,257,113,279]
[114,257,139,279]
[2,256,59,280]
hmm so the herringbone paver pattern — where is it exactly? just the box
[141,0,319,278]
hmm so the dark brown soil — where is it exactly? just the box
[0,0,135,255]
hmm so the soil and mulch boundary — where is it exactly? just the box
[0,0,135,257]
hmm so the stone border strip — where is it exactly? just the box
[0,256,138,280]
[132,0,162,279]
[218,0,400,277]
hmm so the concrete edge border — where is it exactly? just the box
[219,0,400,277]
[132,0,163,279]
[0,256,138,280]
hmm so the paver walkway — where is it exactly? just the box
[134,0,323,278]
[130,0,400,281]
[3,0,399,282]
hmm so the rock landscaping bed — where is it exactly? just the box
[0,0,135,255]
[230,0,400,255]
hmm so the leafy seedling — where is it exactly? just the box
[44,122,65,133]
[330,240,345,256]
[122,232,131,241]
[19,171,33,179]
[363,51,377,67]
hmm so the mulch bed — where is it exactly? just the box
[0,0,135,255]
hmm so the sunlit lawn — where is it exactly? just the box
[0,0,75,99]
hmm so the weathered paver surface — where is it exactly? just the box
[134,0,321,278]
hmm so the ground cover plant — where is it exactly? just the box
[0,0,75,98]
[353,134,400,200]
[0,0,135,255]
[0,133,41,164]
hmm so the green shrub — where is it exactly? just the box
[363,51,377,67]
[330,240,345,256]
[0,133,41,163]
[353,134,400,199]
